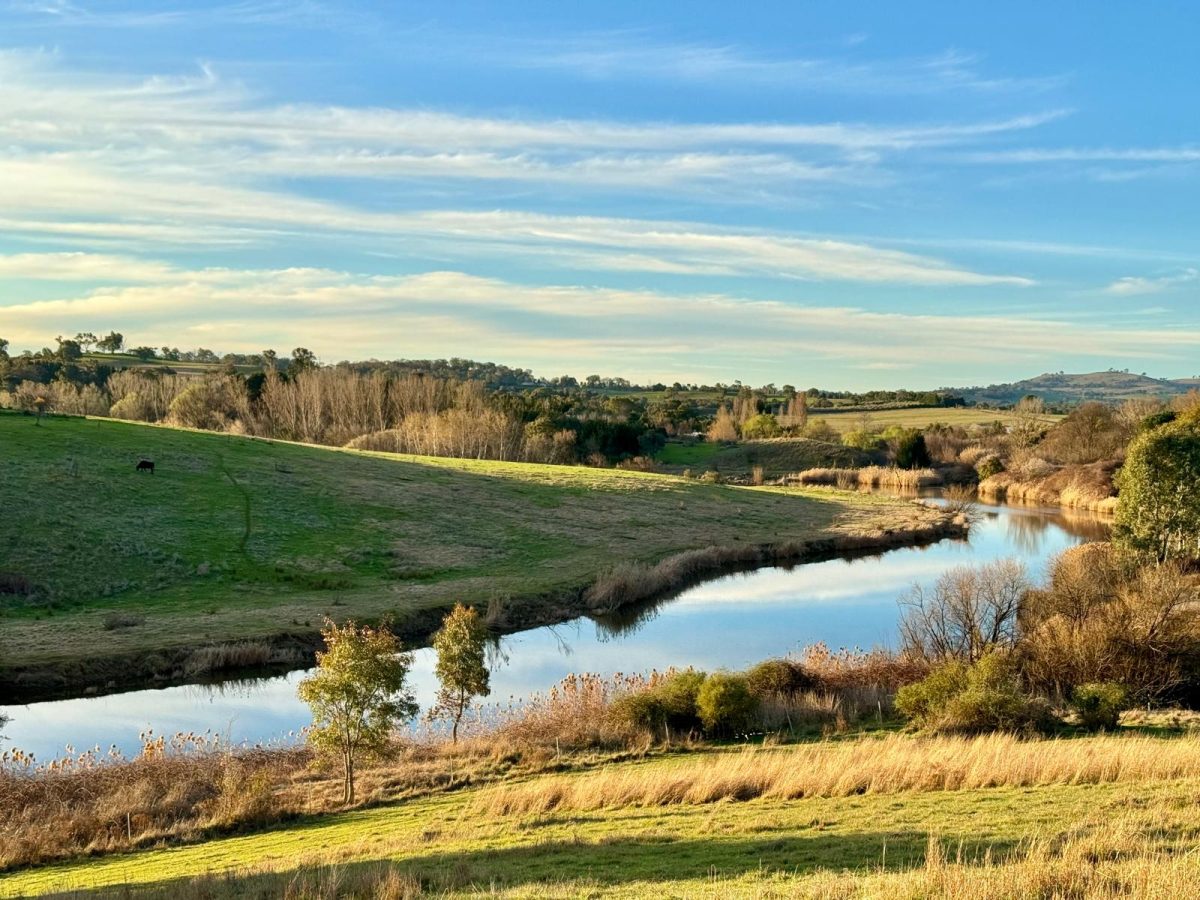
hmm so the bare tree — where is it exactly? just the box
[899,559,1028,662]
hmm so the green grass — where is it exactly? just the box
[0,411,935,677]
[656,438,870,477]
[4,744,1196,898]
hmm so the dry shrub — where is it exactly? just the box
[470,731,1200,816]
[1021,543,1200,701]
[489,672,656,751]
[980,459,1119,513]
[183,641,290,678]
[0,734,305,869]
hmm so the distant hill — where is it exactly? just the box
[953,371,1199,407]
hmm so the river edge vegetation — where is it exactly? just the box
[0,411,962,701]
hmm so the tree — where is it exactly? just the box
[55,336,82,362]
[1115,413,1200,562]
[261,349,278,372]
[130,346,157,361]
[297,620,417,803]
[430,604,491,743]
[899,560,1028,662]
[741,413,781,440]
[0,337,8,358]
[289,347,318,375]
[96,331,124,354]
[74,332,98,353]
[706,404,739,442]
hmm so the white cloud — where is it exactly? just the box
[471,36,1066,95]
[1104,268,1199,296]
[0,262,1191,378]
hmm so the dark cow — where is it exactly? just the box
[136,459,155,475]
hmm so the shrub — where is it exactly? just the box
[801,419,839,443]
[975,455,1004,481]
[842,429,885,452]
[745,659,814,699]
[1071,682,1130,731]
[608,690,667,734]
[896,654,1056,735]
[885,427,931,469]
[741,413,781,440]
[656,669,706,732]
[696,673,759,736]
[895,659,970,726]
[608,669,706,736]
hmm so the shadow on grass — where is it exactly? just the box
[73,830,1027,898]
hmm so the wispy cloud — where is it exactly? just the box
[4,0,341,28]
[473,35,1066,95]
[0,52,1038,286]
[0,262,1190,380]
[966,147,1200,164]
[1105,268,1199,296]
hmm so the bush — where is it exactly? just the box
[1071,682,1130,731]
[895,659,970,725]
[696,673,759,736]
[896,654,1055,735]
[975,455,1004,481]
[842,429,885,451]
[745,659,814,699]
[608,669,706,737]
[741,413,781,440]
[656,669,706,732]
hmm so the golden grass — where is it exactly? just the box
[979,460,1120,514]
[791,466,943,490]
[471,731,1200,816]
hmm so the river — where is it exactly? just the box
[0,497,1108,760]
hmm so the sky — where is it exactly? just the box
[0,1,1197,389]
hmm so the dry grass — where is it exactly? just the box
[182,641,306,678]
[470,731,1200,816]
[0,735,307,870]
[979,460,1120,514]
[790,466,943,490]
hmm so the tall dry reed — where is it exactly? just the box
[471,731,1200,815]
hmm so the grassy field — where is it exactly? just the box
[0,411,945,691]
[656,438,870,477]
[810,406,1060,434]
[5,731,1199,898]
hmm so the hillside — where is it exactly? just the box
[956,371,1198,406]
[0,412,954,700]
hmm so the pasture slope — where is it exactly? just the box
[3,731,1199,898]
[0,411,955,699]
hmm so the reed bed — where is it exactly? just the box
[790,466,943,490]
[472,732,1200,816]
[979,461,1119,514]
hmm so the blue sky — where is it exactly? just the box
[1,1,1197,388]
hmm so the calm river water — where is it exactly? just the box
[1,497,1108,760]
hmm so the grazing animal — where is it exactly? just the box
[135,459,155,475]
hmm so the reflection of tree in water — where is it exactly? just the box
[1002,507,1111,557]
[590,595,668,640]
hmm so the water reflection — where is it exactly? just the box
[1,497,1110,760]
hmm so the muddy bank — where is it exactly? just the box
[0,512,967,704]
